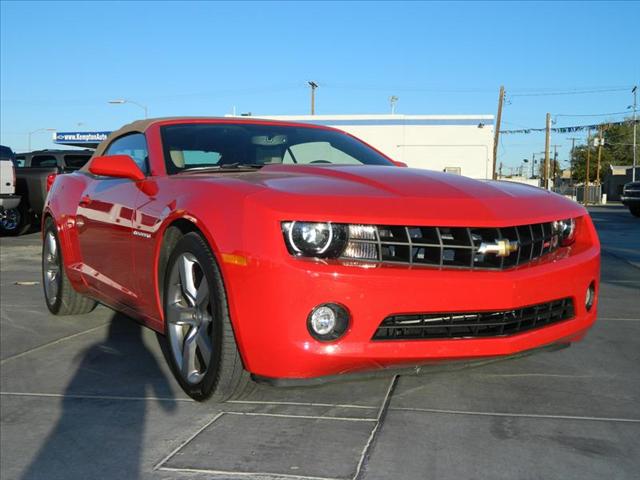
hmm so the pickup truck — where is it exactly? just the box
[0,145,22,234]
[621,181,640,217]
[8,149,93,234]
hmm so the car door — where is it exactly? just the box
[76,133,149,307]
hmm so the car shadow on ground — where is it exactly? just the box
[21,313,177,480]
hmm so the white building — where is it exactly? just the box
[251,114,495,179]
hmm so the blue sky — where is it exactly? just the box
[1,0,638,170]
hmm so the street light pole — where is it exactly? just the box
[27,128,56,151]
[389,95,399,114]
[108,99,148,118]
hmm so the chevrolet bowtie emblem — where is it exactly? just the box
[477,239,519,257]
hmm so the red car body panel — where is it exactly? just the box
[44,118,600,380]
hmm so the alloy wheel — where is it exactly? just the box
[1,208,20,232]
[43,231,60,305]
[166,252,214,384]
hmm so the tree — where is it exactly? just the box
[570,120,637,183]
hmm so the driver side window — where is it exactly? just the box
[105,133,149,174]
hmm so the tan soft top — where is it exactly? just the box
[92,116,319,158]
[93,117,230,157]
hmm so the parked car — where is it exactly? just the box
[0,145,22,235]
[12,149,93,234]
[43,117,601,401]
[621,181,640,217]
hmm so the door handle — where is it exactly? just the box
[79,195,92,207]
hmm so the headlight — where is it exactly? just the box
[553,218,576,246]
[282,221,348,257]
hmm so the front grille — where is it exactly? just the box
[341,222,559,270]
[373,298,575,340]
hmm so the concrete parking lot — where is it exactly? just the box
[1,205,638,480]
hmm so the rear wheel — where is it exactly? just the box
[162,232,252,402]
[42,218,97,315]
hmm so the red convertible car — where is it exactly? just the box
[42,117,600,401]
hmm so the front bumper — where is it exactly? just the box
[0,194,20,211]
[621,196,640,206]
[224,231,600,379]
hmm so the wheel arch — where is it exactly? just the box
[154,214,248,369]
[41,209,68,264]
[154,215,228,327]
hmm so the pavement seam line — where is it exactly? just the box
[353,375,399,480]
[155,411,361,480]
[0,391,193,402]
[157,465,343,480]
[153,412,226,471]
[223,411,376,422]
[390,406,640,423]
[226,400,377,410]
[0,323,109,365]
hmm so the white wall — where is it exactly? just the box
[497,176,542,188]
[253,115,495,179]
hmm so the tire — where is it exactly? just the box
[42,218,97,315]
[162,231,253,402]
[629,206,640,218]
[0,203,31,236]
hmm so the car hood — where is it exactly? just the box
[206,165,586,226]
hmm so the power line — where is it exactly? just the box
[555,110,630,117]
[509,87,630,98]
[502,120,534,128]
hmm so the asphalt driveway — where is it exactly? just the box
[1,205,638,480]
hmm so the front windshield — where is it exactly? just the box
[161,123,394,174]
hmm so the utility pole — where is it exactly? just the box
[585,128,592,206]
[492,86,505,180]
[633,86,637,182]
[544,112,551,190]
[531,153,536,178]
[596,125,604,185]
[308,81,318,115]
[567,136,580,185]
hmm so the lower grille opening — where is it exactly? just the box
[373,298,575,340]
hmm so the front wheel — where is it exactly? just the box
[162,232,252,402]
[629,206,640,218]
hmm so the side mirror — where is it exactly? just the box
[391,160,408,168]
[89,155,145,181]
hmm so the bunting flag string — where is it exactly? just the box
[499,119,637,135]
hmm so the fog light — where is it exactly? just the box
[585,282,596,311]
[307,303,350,341]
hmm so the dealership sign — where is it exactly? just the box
[53,131,112,144]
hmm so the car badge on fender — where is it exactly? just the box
[477,239,519,257]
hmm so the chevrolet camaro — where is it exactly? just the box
[42,117,600,401]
